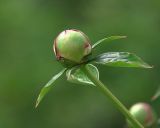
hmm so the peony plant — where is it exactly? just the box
[128,103,157,128]
[36,29,153,128]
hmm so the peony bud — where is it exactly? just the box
[128,103,157,127]
[53,29,92,64]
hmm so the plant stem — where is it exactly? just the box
[82,65,144,128]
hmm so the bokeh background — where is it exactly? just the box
[0,0,160,127]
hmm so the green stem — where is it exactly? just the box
[82,65,144,128]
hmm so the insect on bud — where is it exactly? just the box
[128,103,157,127]
[53,29,92,64]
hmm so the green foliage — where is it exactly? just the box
[93,52,152,68]
[92,36,126,49]
[36,68,66,107]
[1,1,159,127]
[66,64,99,86]
[35,29,153,128]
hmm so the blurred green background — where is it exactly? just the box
[0,0,160,127]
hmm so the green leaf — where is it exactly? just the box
[35,68,66,108]
[93,52,152,68]
[92,36,126,49]
[66,64,99,86]
[151,86,160,101]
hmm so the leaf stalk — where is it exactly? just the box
[82,64,144,128]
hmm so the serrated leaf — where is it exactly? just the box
[92,36,126,49]
[151,86,160,101]
[35,68,66,108]
[93,52,152,68]
[66,64,99,86]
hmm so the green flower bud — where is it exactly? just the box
[53,29,92,64]
[128,103,157,127]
